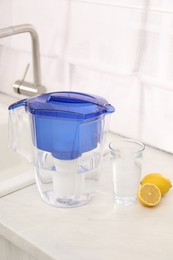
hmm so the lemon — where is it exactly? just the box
[138,183,161,207]
[141,173,172,196]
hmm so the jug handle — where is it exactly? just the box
[8,99,33,162]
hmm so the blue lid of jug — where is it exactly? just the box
[26,91,115,119]
[8,91,115,160]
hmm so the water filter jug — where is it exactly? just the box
[9,91,115,207]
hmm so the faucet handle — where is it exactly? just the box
[21,63,30,83]
[13,62,46,96]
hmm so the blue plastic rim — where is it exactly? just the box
[9,91,115,160]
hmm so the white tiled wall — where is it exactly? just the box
[1,0,173,153]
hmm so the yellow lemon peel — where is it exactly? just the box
[141,173,172,196]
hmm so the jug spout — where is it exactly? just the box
[8,99,33,162]
[104,103,115,114]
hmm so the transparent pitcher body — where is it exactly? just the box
[31,113,110,208]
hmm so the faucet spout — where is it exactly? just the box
[0,24,46,96]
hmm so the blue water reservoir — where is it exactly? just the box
[9,91,115,160]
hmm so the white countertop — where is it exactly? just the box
[0,132,173,260]
[0,92,173,260]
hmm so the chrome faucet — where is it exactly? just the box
[0,24,46,96]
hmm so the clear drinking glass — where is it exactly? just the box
[109,139,145,206]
